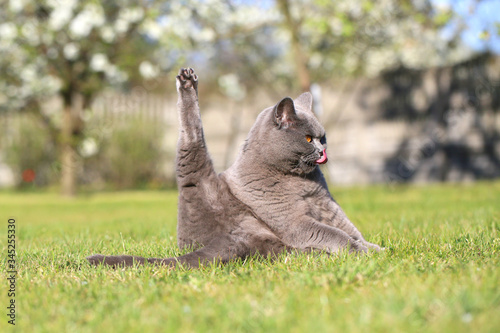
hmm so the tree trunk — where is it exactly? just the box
[60,94,83,197]
[277,0,311,92]
[224,101,242,169]
[61,104,76,197]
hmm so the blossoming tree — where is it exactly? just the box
[0,0,171,196]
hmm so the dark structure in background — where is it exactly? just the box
[377,54,500,183]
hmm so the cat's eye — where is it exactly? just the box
[306,135,312,143]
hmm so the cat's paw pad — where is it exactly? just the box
[176,67,198,91]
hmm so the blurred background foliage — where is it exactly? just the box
[0,0,498,195]
[84,116,166,190]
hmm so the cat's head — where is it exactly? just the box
[244,92,327,175]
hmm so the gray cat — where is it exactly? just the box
[87,68,380,268]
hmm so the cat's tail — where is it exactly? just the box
[86,240,249,269]
[86,254,184,268]
[87,254,154,267]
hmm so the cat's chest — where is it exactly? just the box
[257,178,329,223]
[224,168,331,223]
[226,170,326,207]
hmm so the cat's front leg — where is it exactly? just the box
[279,220,368,254]
[321,197,382,252]
[175,68,216,189]
[176,67,203,144]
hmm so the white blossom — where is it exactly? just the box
[196,28,216,43]
[365,49,398,77]
[100,26,116,43]
[90,53,109,72]
[69,3,105,39]
[218,73,246,101]
[171,22,189,38]
[45,75,62,92]
[9,0,26,13]
[70,14,93,38]
[121,7,145,23]
[21,21,39,46]
[41,32,54,45]
[79,138,99,157]
[48,2,75,30]
[141,19,162,40]
[170,2,192,21]
[86,4,106,27]
[20,66,36,82]
[329,18,343,36]
[114,19,129,35]
[139,61,159,79]
[114,6,148,35]
[309,53,323,69]
[63,43,79,60]
[105,65,128,84]
[0,23,17,40]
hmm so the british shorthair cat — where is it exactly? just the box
[87,68,380,268]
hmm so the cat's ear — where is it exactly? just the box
[274,97,297,129]
[294,92,313,112]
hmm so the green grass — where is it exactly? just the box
[1,182,499,333]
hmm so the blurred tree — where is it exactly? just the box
[181,0,467,95]
[0,0,176,196]
[277,0,311,92]
[1,0,491,192]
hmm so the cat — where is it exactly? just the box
[87,68,380,268]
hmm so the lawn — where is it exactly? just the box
[1,182,499,333]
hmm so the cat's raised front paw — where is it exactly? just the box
[176,67,198,92]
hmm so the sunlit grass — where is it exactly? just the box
[0,182,499,332]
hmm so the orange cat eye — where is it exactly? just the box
[306,135,312,143]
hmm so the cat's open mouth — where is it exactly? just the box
[315,149,328,164]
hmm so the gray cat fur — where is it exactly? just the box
[87,68,380,269]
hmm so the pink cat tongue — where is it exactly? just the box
[316,149,328,164]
